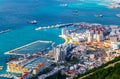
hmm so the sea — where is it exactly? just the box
[0,0,120,78]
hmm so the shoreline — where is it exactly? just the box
[59,35,72,44]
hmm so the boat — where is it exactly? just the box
[94,14,103,17]
[116,14,120,18]
[0,66,3,70]
[28,20,38,24]
[35,27,42,30]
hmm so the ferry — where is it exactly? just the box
[116,14,120,18]
[0,29,11,34]
[0,66,3,70]
[28,20,38,24]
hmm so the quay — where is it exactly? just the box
[5,40,53,55]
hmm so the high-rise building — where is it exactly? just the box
[86,30,93,42]
[53,44,73,62]
[62,28,66,35]
[53,45,66,62]
[87,36,92,43]
[87,27,105,42]
[61,28,69,36]
[53,46,61,62]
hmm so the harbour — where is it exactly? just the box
[0,0,120,78]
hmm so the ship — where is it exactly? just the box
[28,20,38,24]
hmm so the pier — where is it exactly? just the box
[35,22,104,33]
[5,40,53,55]
[35,23,74,30]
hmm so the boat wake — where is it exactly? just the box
[0,29,11,34]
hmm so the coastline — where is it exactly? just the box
[59,35,72,44]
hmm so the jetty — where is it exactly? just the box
[4,40,53,55]
[35,23,74,30]
[35,22,103,32]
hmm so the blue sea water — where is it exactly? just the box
[0,0,120,77]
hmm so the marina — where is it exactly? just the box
[0,0,120,79]
[5,40,53,55]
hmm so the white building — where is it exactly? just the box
[111,42,118,50]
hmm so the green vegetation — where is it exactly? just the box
[82,63,120,79]
[74,56,120,79]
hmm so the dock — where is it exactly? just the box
[4,40,53,55]
[35,22,104,32]
[35,23,74,30]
